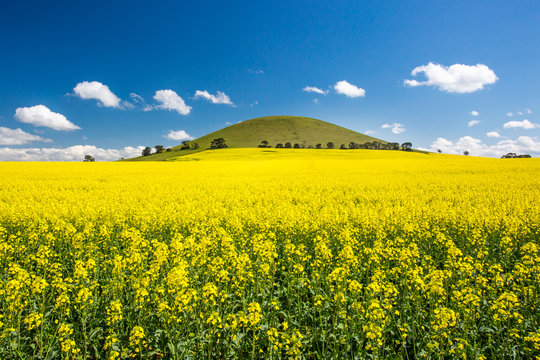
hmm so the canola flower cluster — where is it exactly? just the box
[0,149,539,359]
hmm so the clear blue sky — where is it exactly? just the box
[1,0,539,160]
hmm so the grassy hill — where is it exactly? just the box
[126,115,387,161]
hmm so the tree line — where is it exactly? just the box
[141,138,415,157]
[260,140,413,151]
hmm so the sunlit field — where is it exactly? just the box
[1,149,539,359]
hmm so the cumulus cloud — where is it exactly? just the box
[334,80,366,98]
[468,120,480,127]
[471,110,479,116]
[428,135,540,157]
[0,127,52,145]
[404,63,498,93]
[0,145,145,161]
[486,131,502,138]
[164,130,193,141]
[507,112,514,117]
[153,90,191,115]
[381,123,405,134]
[194,90,234,106]
[303,86,328,95]
[14,105,80,131]
[503,119,539,129]
[313,98,319,104]
[73,81,122,108]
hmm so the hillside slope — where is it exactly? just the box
[127,115,386,161]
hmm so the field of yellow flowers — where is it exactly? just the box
[1,148,539,359]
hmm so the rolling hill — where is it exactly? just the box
[126,115,387,161]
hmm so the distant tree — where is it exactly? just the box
[327,142,335,149]
[293,143,300,148]
[349,142,358,149]
[210,138,228,149]
[463,150,469,156]
[401,142,412,151]
[389,142,400,150]
[180,141,191,150]
[155,145,164,154]
[275,143,284,148]
[258,140,271,148]
[166,148,172,152]
[284,142,292,148]
[316,143,322,149]
[191,142,199,150]
[437,149,442,153]
[340,144,347,149]
[307,145,314,149]
[83,155,95,162]
[142,147,152,156]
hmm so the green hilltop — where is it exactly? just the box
[126,115,387,161]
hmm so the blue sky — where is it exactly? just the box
[1,0,539,160]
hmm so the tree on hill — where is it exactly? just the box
[327,142,335,149]
[401,142,412,151]
[83,155,95,162]
[191,142,199,150]
[285,142,292,148]
[210,138,228,149]
[180,141,191,150]
[155,145,164,154]
[316,143,322,149]
[142,147,152,156]
[275,143,283,148]
[258,140,271,148]
[463,151,469,156]
[340,144,347,149]
[389,142,400,150]
[293,143,300,148]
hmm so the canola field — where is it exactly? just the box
[1,148,539,359]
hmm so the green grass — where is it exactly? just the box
[125,115,387,161]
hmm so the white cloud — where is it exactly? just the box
[526,108,532,114]
[130,93,145,104]
[468,120,480,127]
[250,101,258,108]
[303,86,328,95]
[381,123,405,134]
[153,90,191,115]
[248,69,264,74]
[507,112,514,117]
[334,80,366,98]
[14,105,80,131]
[164,130,193,141]
[517,111,523,115]
[194,90,234,105]
[404,63,498,93]
[365,130,375,135]
[428,135,540,157]
[0,145,145,161]
[503,119,539,129]
[0,127,52,145]
[313,98,319,104]
[471,110,479,116]
[73,81,122,108]
[486,131,502,138]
